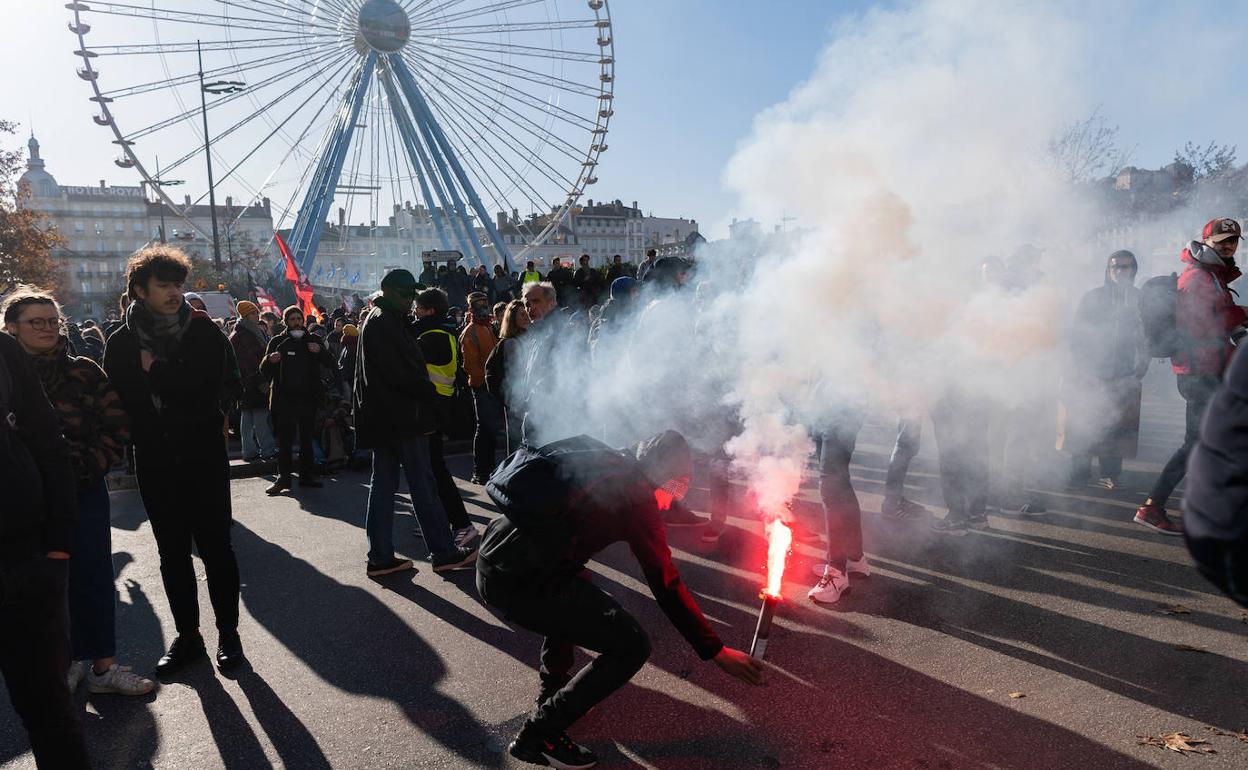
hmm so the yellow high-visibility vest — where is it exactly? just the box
[522,270,542,284]
[418,328,458,397]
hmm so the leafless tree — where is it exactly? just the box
[1174,141,1238,180]
[1047,108,1135,184]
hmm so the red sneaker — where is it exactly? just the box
[1133,504,1182,536]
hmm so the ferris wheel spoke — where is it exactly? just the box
[157,53,356,174]
[412,0,544,27]
[403,50,597,131]
[413,64,581,196]
[410,37,601,64]
[88,37,314,56]
[412,76,544,219]
[416,41,601,98]
[204,56,360,207]
[82,2,339,35]
[124,47,350,140]
[101,42,345,100]
[409,18,601,36]
[408,53,586,161]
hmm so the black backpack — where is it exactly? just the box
[1139,273,1181,359]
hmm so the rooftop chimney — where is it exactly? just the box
[338,207,345,226]
[99,179,106,190]
[497,212,507,230]
[184,194,191,206]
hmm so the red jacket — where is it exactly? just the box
[1172,242,1247,376]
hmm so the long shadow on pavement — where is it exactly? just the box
[231,522,505,768]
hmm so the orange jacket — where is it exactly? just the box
[459,320,498,388]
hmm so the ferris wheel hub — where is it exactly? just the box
[356,0,411,54]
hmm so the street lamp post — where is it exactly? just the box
[149,155,184,244]
[196,40,245,270]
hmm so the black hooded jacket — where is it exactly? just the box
[477,432,722,660]
[1069,250,1148,381]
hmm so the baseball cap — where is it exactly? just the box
[380,268,418,297]
[1202,217,1242,244]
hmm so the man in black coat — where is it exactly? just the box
[354,269,478,577]
[103,246,244,674]
[0,332,89,768]
[547,257,575,307]
[477,431,762,769]
[260,305,334,494]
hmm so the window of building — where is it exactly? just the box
[82,281,92,294]
[98,261,107,272]
[114,221,124,233]
[133,221,144,233]
[97,239,106,251]
[74,221,84,232]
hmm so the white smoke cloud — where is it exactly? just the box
[513,0,1231,533]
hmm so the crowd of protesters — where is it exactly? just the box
[5,216,1248,769]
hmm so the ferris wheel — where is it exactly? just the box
[66,0,615,274]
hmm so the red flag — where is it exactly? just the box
[275,232,300,283]
[275,233,316,316]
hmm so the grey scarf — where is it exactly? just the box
[127,299,194,361]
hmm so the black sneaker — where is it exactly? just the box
[366,557,416,577]
[216,632,246,671]
[967,512,989,529]
[265,476,292,496]
[930,516,970,536]
[299,474,323,488]
[509,729,598,769]
[663,501,706,528]
[431,544,478,573]
[155,633,207,676]
[881,496,928,520]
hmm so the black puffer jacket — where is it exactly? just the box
[352,301,437,448]
[0,332,77,559]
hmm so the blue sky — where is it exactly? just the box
[3,1,1244,238]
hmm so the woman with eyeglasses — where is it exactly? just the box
[1,286,155,698]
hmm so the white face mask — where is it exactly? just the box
[289,329,305,339]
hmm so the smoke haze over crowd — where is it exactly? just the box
[516,0,1243,526]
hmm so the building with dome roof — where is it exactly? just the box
[16,136,273,318]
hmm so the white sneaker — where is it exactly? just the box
[810,556,871,578]
[807,566,851,604]
[67,660,88,692]
[88,664,156,696]
[453,525,479,548]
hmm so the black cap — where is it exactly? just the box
[380,268,417,290]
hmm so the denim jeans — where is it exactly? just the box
[365,434,455,563]
[69,479,115,661]
[0,557,90,768]
[818,406,867,573]
[239,407,276,458]
[471,386,503,479]
[884,416,922,498]
[1150,374,1221,506]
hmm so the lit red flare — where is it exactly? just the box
[763,519,793,599]
[751,518,793,661]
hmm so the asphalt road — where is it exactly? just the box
[3,367,1247,769]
